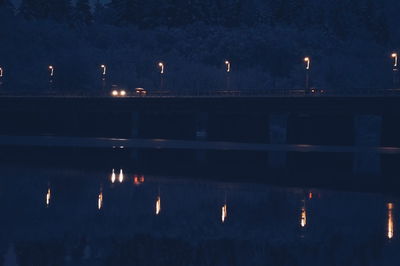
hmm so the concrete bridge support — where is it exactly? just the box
[353,115,382,175]
[268,114,288,168]
[195,112,208,162]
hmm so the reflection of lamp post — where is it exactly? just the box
[304,57,310,93]
[158,62,164,90]
[392,53,398,87]
[98,190,103,210]
[155,195,161,215]
[387,202,394,240]
[300,206,307,227]
[46,187,51,207]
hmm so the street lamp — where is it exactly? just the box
[304,57,310,70]
[158,62,165,90]
[392,53,399,87]
[304,57,311,93]
[0,67,3,77]
[48,65,54,77]
[225,60,231,73]
[158,62,164,74]
[100,64,106,76]
[224,60,231,91]
[392,53,398,68]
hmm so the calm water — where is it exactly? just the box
[0,163,399,266]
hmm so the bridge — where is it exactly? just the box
[1,95,400,179]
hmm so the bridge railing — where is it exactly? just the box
[1,87,400,97]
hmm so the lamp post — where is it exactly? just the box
[0,66,3,87]
[392,53,398,87]
[49,65,54,77]
[225,60,231,91]
[158,62,164,90]
[304,57,311,93]
[100,64,106,76]
[48,65,55,91]
[225,60,231,73]
[100,64,107,92]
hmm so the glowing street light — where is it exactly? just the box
[392,53,399,87]
[225,60,231,73]
[48,65,54,77]
[304,57,310,70]
[392,53,398,68]
[0,67,3,77]
[100,64,106,76]
[304,57,311,92]
[158,62,164,74]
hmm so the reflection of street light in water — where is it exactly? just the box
[155,195,161,215]
[300,206,307,227]
[111,169,116,183]
[221,204,228,223]
[118,169,124,183]
[46,188,51,207]
[388,203,394,239]
[98,191,103,210]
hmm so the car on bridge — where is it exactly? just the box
[134,88,147,96]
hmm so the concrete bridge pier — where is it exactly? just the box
[195,112,208,163]
[353,115,382,175]
[130,111,140,161]
[268,114,288,168]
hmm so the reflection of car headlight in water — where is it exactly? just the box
[120,90,126,96]
[111,90,118,96]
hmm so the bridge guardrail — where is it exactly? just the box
[1,88,400,97]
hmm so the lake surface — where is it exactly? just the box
[0,162,399,265]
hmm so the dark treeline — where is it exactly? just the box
[0,0,399,93]
[4,0,396,44]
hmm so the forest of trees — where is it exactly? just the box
[0,0,399,93]
[3,0,395,43]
